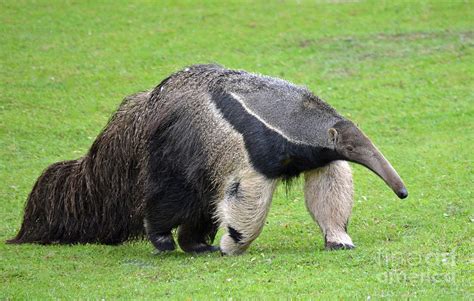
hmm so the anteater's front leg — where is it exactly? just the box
[217,171,277,255]
[304,160,355,250]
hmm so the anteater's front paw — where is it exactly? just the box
[219,235,248,256]
[325,241,355,251]
[324,231,355,251]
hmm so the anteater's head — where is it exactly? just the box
[328,120,408,199]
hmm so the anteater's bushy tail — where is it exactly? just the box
[7,92,151,245]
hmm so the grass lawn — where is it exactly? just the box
[1,0,473,299]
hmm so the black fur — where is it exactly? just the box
[146,109,219,249]
[228,226,243,243]
[149,232,176,252]
[227,181,240,197]
[211,90,341,180]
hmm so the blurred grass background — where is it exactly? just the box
[1,0,473,299]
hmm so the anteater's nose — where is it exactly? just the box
[397,187,408,199]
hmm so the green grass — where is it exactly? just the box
[1,0,473,299]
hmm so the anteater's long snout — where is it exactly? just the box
[359,146,408,199]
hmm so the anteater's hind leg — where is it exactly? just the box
[304,160,355,250]
[144,176,188,253]
[145,225,176,253]
[177,220,219,254]
[144,207,178,252]
[144,170,219,254]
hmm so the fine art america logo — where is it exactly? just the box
[375,250,457,284]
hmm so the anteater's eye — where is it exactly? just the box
[347,145,354,152]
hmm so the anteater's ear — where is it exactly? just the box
[328,128,338,145]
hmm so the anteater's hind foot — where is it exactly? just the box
[180,243,220,254]
[177,222,219,254]
[150,232,176,253]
